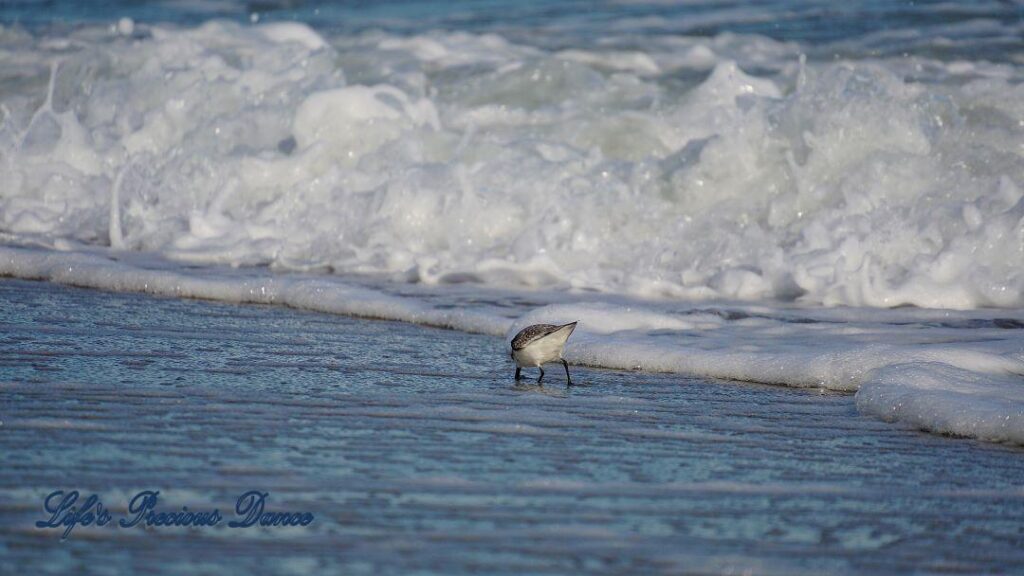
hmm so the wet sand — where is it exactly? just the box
[1,279,1022,574]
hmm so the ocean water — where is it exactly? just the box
[2,279,1024,574]
[1,0,1024,448]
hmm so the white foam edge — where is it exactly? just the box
[4,243,1023,445]
[0,244,510,336]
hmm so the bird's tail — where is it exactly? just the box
[558,321,578,338]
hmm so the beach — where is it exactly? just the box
[2,279,1023,574]
[3,0,1024,572]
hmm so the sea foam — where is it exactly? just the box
[2,21,1023,308]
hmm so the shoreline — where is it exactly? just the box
[4,245,1024,447]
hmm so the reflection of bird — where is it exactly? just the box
[510,322,577,385]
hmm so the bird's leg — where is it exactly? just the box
[537,367,544,385]
[515,367,521,381]
[561,359,572,385]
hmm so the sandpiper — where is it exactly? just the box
[510,322,577,385]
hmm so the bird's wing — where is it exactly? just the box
[511,322,577,350]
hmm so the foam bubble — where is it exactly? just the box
[857,363,1024,445]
